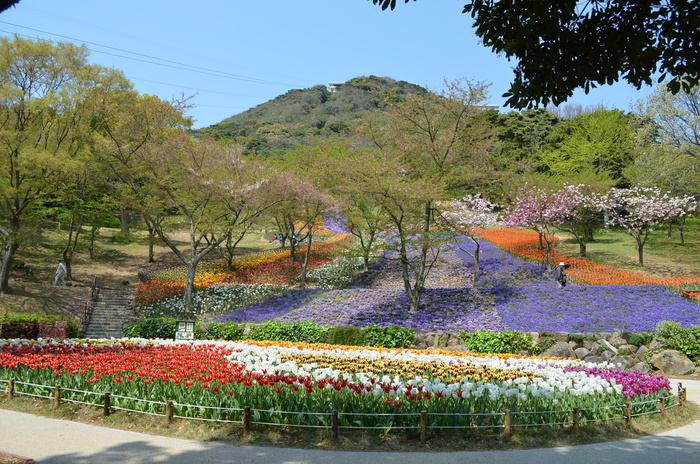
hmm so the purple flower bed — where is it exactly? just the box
[493,285,700,332]
[215,237,700,333]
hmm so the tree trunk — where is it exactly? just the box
[184,259,199,318]
[473,241,481,278]
[0,220,21,294]
[636,237,645,267]
[298,229,313,289]
[148,225,157,263]
[678,217,686,246]
[579,241,587,257]
[0,240,18,294]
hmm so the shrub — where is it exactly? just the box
[461,330,534,354]
[123,317,177,339]
[248,321,331,344]
[629,331,654,347]
[532,336,557,355]
[0,313,77,339]
[655,320,700,359]
[362,325,414,348]
[199,321,245,341]
[326,326,366,346]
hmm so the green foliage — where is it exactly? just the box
[198,321,246,341]
[123,317,177,339]
[460,330,534,354]
[0,312,77,339]
[326,326,366,346]
[655,320,700,359]
[111,232,135,244]
[197,76,426,155]
[248,321,332,344]
[533,336,557,356]
[362,325,414,349]
[629,332,655,347]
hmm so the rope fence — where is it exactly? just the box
[0,377,688,443]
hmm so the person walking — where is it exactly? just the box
[553,262,568,288]
[53,260,67,286]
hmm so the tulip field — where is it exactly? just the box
[0,338,675,430]
[1,225,697,435]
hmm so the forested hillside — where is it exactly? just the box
[197,76,426,155]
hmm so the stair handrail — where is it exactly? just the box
[78,277,98,337]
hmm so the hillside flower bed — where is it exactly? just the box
[0,339,673,428]
[215,236,700,332]
[482,228,700,300]
[135,235,350,310]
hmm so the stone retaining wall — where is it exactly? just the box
[411,330,697,376]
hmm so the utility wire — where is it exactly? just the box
[0,20,299,87]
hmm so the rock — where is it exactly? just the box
[602,350,615,361]
[583,355,605,364]
[599,339,618,354]
[648,339,665,350]
[529,332,540,343]
[610,357,630,370]
[542,341,576,359]
[637,345,648,357]
[650,350,695,375]
[618,344,638,354]
[584,341,603,355]
[609,333,628,347]
[630,362,650,373]
[574,347,591,359]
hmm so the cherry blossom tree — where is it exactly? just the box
[503,184,584,269]
[598,186,697,266]
[439,194,500,278]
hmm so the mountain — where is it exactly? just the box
[196,76,426,155]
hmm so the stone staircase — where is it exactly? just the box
[80,289,135,339]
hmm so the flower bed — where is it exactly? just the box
[214,236,700,332]
[482,228,700,300]
[135,235,350,309]
[0,339,673,429]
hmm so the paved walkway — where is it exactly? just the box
[1,379,699,464]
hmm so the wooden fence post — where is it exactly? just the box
[7,378,14,399]
[331,410,338,441]
[103,392,111,416]
[53,385,61,409]
[659,398,665,419]
[420,410,428,444]
[243,406,251,433]
[625,402,632,426]
[503,410,511,439]
[572,408,580,432]
[166,400,173,424]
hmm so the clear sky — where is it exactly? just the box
[0,0,656,129]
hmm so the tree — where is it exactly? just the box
[503,184,584,269]
[0,35,131,292]
[438,194,500,278]
[495,108,560,164]
[536,109,638,184]
[597,186,697,266]
[372,1,700,109]
[0,1,21,14]
[636,83,700,158]
[351,78,496,311]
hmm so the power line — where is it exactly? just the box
[0,21,301,87]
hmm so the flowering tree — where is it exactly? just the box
[440,194,500,277]
[598,186,697,266]
[503,184,583,269]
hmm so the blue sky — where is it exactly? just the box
[1,0,655,129]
